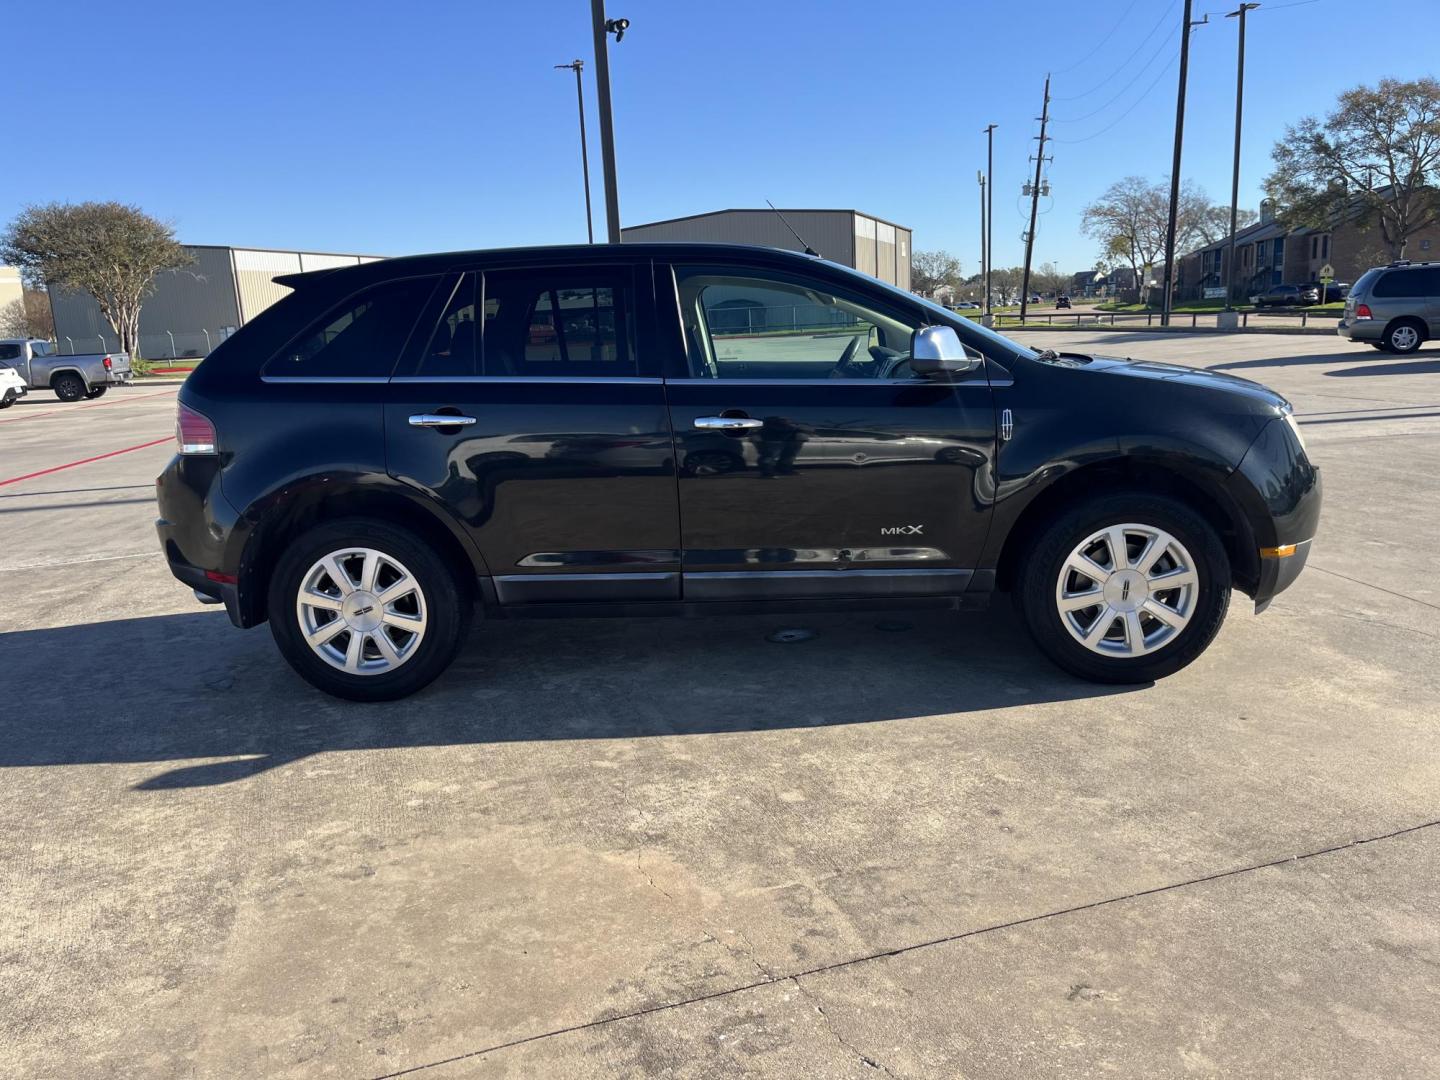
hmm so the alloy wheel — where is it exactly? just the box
[295,547,428,674]
[1390,325,1420,352]
[1055,523,1198,657]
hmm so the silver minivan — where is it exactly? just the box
[1336,261,1440,353]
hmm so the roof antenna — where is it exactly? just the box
[767,200,820,257]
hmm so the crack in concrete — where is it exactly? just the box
[1309,563,1440,612]
[372,818,1439,1078]
[791,975,898,1078]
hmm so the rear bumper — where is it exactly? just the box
[105,371,134,385]
[1336,319,1380,343]
[163,549,244,625]
[156,452,248,628]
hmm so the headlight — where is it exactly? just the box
[1282,409,1307,454]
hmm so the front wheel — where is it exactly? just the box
[51,373,86,402]
[1016,493,1230,684]
[0,390,15,410]
[267,518,472,700]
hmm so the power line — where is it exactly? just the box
[1052,29,1178,123]
[1050,0,1146,76]
[1053,0,1179,101]
[1050,53,1180,145]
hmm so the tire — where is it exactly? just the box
[1016,492,1230,684]
[266,517,473,701]
[85,386,108,400]
[1382,319,1424,355]
[0,390,14,410]
[51,373,86,402]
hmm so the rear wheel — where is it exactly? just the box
[51,373,86,402]
[1016,493,1230,683]
[84,386,108,400]
[1383,319,1424,354]
[267,517,472,700]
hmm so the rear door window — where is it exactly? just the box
[0,343,21,362]
[481,270,636,377]
[416,273,478,377]
[265,277,437,378]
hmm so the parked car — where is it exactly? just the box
[1336,261,1440,354]
[0,338,132,401]
[1055,295,1071,309]
[1318,281,1350,303]
[951,301,980,310]
[1250,284,1319,308]
[157,243,1321,700]
[0,362,27,408]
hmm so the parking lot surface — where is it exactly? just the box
[2,333,1437,1078]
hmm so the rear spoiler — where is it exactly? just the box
[273,268,343,289]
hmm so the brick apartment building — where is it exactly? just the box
[1177,194,1440,303]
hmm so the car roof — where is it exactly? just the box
[275,242,831,289]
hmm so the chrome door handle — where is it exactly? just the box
[693,416,763,430]
[409,413,477,427]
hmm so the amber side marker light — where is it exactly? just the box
[1260,544,1298,558]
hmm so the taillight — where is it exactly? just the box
[1355,303,1373,320]
[102,355,113,370]
[176,401,217,455]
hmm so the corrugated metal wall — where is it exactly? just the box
[622,210,856,266]
[49,246,380,351]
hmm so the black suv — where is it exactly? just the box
[157,244,1321,700]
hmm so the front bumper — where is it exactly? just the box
[1253,538,1314,614]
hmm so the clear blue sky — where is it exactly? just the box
[8,0,1433,275]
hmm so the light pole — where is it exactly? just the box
[1224,4,1259,311]
[977,169,987,306]
[1161,2,1207,324]
[555,59,595,243]
[590,1,628,243]
[983,123,996,316]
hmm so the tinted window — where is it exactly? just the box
[674,266,928,381]
[481,271,634,377]
[1371,268,1440,298]
[266,277,436,378]
[417,273,477,377]
[0,343,20,361]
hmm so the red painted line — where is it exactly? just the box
[0,436,172,487]
[0,387,178,425]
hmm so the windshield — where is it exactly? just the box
[820,260,1038,361]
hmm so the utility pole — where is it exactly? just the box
[977,170,987,305]
[1019,79,1050,323]
[1161,1,1205,325]
[555,60,594,243]
[1223,3,1259,310]
[590,0,628,243]
[983,123,997,316]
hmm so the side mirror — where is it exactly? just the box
[910,325,980,376]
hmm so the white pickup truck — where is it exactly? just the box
[0,338,133,402]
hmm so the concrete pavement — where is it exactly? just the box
[0,333,1436,1078]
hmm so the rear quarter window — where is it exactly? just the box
[1370,269,1440,298]
[264,277,438,379]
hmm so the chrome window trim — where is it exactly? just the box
[663,378,973,387]
[389,375,662,385]
[260,375,391,384]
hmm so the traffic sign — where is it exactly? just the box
[1319,263,1335,281]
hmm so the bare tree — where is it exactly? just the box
[1266,77,1440,258]
[1082,177,1170,304]
[1,202,191,359]
[911,249,964,297]
[990,266,1024,302]
[0,288,54,339]
[1032,261,1069,297]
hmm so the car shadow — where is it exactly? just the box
[0,607,1135,788]
[1324,357,1440,378]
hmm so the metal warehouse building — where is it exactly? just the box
[622,209,913,291]
[50,245,383,358]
